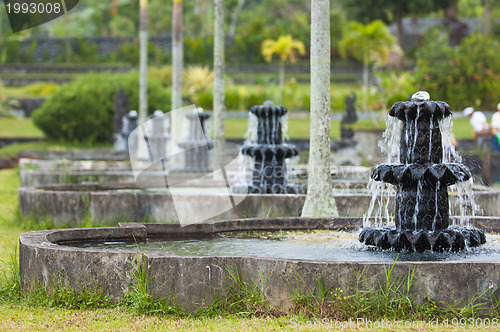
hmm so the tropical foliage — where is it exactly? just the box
[338,20,399,109]
[414,30,500,110]
[261,35,306,98]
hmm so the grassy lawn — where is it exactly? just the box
[225,117,341,139]
[0,117,371,142]
[0,115,474,156]
[0,169,24,258]
[224,116,475,139]
[0,306,294,331]
[0,118,44,138]
[0,141,113,159]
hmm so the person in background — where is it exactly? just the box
[492,103,500,151]
[463,107,490,149]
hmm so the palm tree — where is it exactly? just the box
[139,0,148,126]
[213,0,225,172]
[301,0,338,217]
[338,20,398,110]
[229,0,246,38]
[171,0,183,150]
[261,35,306,100]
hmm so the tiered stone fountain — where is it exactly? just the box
[19,93,500,313]
[359,91,486,252]
[240,101,305,194]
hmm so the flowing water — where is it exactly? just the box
[440,117,480,226]
[363,116,400,227]
[363,111,479,228]
[244,112,258,142]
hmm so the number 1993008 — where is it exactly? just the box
[5,1,62,14]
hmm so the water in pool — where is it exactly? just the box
[67,230,500,262]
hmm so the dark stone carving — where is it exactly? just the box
[359,92,486,252]
[340,93,358,139]
[443,6,468,47]
[112,89,130,136]
[240,101,305,194]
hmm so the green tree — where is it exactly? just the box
[261,35,306,101]
[338,20,397,110]
[213,0,226,172]
[171,0,184,150]
[415,30,500,110]
[482,0,500,34]
[139,0,149,125]
[340,0,457,66]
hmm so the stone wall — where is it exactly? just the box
[21,34,172,63]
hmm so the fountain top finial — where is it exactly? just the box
[411,91,430,102]
[263,100,274,106]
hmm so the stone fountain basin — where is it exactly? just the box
[19,181,376,226]
[19,168,236,187]
[19,157,370,187]
[19,158,132,171]
[19,149,129,161]
[19,160,244,187]
[18,182,500,226]
[19,217,500,311]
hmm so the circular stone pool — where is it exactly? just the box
[69,229,500,262]
[20,217,500,312]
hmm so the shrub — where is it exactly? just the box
[415,30,500,110]
[242,89,273,110]
[300,93,310,112]
[105,40,169,65]
[196,90,213,110]
[183,65,214,96]
[225,88,241,111]
[24,82,60,96]
[184,36,213,64]
[32,72,170,143]
[148,66,172,87]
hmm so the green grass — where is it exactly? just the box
[0,307,297,331]
[226,116,474,140]
[0,118,44,138]
[450,117,474,140]
[225,117,341,139]
[0,141,113,159]
[0,169,24,259]
[0,112,474,160]
[0,115,474,153]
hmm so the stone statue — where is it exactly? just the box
[112,89,130,137]
[340,93,358,139]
